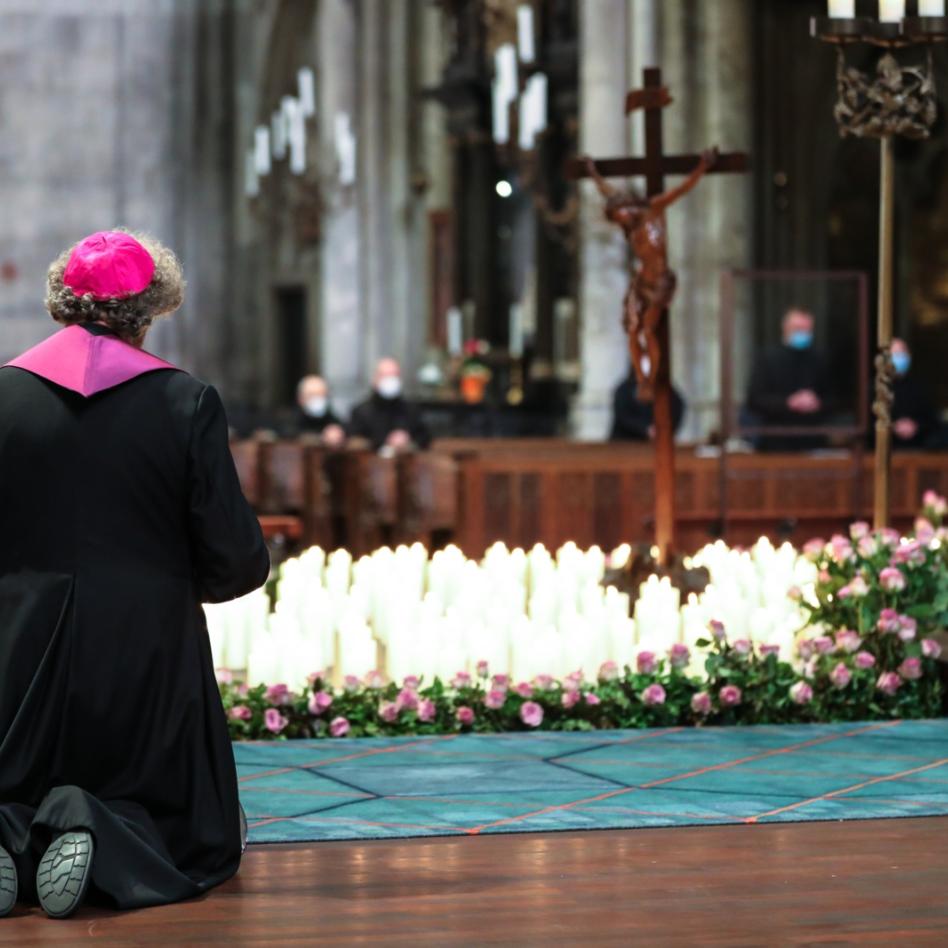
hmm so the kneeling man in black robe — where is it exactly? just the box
[0,230,269,917]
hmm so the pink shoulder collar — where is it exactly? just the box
[5,325,180,397]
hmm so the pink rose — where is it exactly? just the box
[534,674,555,690]
[818,569,831,584]
[857,535,878,558]
[718,685,742,708]
[515,682,534,698]
[854,650,876,670]
[364,670,386,689]
[265,683,290,705]
[759,643,780,658]
[379,701,399,723]
[641,683,666,707]
[923,490,948,517]
[343,674,361,692]
[485,688,507,710]
[876,672,901,696]
[708,619,727,642]
[476,660,490,678]
[691,692,712,715]
[797,638,815,661]
[803,538,825,562]
[898,657,923,681]
[306,670,326,687]
[563,671,584,690]
[561,689,580,710]
[668,643,691,669]
[519,701,544,728]
[308,690,333,715]
[450,671,472,689]
[838,575,868,599]
[897,616,917,642]
[915,518,936,544]
[329,716,350,737]
[584,692,601,706]
[215,668,234,685]
[403,675,421,690]
[264,708,288,734]
[731,638,752,656]
[787,585,802,602]
[417,698,436,723]
[922,638,943,659]
[828,534,854,563]
[597,660,620,682]
[811,636,834,655]
[455,705,475,727]
[893,540,925,566]
[395,688,419,712]
[228,704,252,721]
[637,651,657,675]
[878,528,901,548]
[829,662,852,689]
[835,630,862,654]
[789,681,813,705]
[492,674,510,690]
[879,566,906,592]
[850,521,870,540]
[877,608,902,635]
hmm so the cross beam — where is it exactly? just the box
[568,67,749,562]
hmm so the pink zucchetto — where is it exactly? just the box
[62,231,156,301]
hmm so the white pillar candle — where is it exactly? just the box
[518,73,547,150]
[254,126,271,176]
[447,306,463,355]
[509,303,524,357]
[828,0,855,17]
[244,150,259,198]
[287,99,306,175]
[517,5,536,62]
[878,0,905,22]
[298,66,316,117]
[492,43,518,144]
[271,108,287,160]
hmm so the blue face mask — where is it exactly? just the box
[787,330,813,350]
[892,351,911,376]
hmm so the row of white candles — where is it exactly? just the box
[204,537,816,691]
[492,5,548,149]
[828,1,946,20]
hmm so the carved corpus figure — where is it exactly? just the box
[584,147,717,400]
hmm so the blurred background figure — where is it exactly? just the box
[295,375,346,447]
[886,338,939,450]
[744,306,831,451]
[610,366,685,442]
[349,358,431,452]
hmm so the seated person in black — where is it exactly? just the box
[745,307,831,451]
[295,374,346,446]
[610,366,685,441]
[349,358,431,451]
[886,338,939,450]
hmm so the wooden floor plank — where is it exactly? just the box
[2,818,948,945]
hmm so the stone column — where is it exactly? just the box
[660,0,752,441]
[573,0,631,439]
[316,0,363,413]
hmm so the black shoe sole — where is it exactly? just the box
[0,845,16,918]
[36,832,93,920]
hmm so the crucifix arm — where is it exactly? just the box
[583,156,617,200]
[649,148,718,213]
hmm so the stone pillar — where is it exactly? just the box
[316,0,363,413]
[660,0,752,441]
[573,0,631,439]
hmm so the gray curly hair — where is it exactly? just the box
[45,229,185,342]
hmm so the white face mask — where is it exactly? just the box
[303,396,328,417]
[376,376,402,399]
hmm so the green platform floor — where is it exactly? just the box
[237,719,948,843]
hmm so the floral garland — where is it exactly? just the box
[220,493,948,740]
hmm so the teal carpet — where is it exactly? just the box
[236,719,948,843]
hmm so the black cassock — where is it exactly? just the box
[0,323,269,909]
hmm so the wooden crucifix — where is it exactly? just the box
[567,67,748,564]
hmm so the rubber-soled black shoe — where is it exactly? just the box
[36,832,94,919]
[0,845,16,918]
